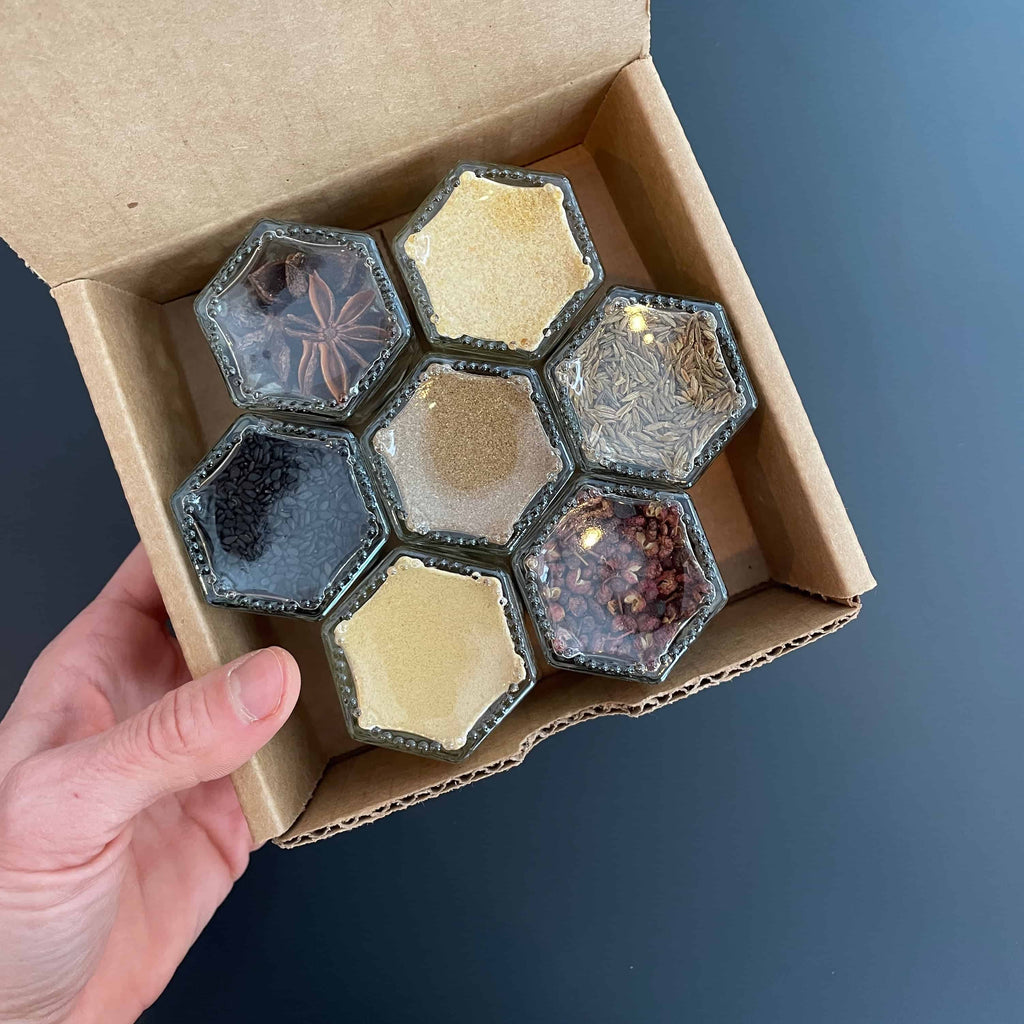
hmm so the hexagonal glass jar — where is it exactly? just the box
[364,356,574,554]
[393,161,603,360]
[545,286,757,487]
[514,477,727,683]
[322,548,536,762]
[194,219,412,421]
[171,415,387,619]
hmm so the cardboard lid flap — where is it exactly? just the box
[0,0,650,287]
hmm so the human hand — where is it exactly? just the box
[0,545,300,1024]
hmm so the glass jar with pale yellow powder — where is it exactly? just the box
[322,549,536,762]
[393,161,603,359]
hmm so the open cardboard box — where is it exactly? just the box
[0,0,874,846]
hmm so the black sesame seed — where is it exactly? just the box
[192,430,374,606]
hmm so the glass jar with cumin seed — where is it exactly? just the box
[545,286,757,487]
[514,477,727,683]
[393,161,603,360]
[171,415,388,619]
[195,219,412,421]
[323,549,536,761]
[364,356,574,554]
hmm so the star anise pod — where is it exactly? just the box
[283,270,388,402]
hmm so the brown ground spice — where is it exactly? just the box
[374,364,562,544]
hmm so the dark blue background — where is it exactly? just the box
[2,1,1022,1020]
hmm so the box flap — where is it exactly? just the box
[0,0,649,288]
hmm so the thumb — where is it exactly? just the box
[83,646,300,825]
[1,648,300,859]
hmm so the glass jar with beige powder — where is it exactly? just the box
[322,549,536,761]
[365,356,574,553]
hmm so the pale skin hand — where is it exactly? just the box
[0,545,301,1024]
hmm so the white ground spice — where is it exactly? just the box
[373,364,563,544]
[404,171,593,350]
[333,557,526,751]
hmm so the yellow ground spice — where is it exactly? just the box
[404,171,593,350]
[333,557,526,751]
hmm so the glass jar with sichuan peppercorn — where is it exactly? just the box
[514,478,727,683]
[195,219,412,421]
[171,414,388,619]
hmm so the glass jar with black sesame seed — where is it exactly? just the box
[171,414,388,619]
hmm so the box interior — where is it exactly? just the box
[0,0,651,294]
[48,57,874,846]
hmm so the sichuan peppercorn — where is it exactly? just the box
[516,481,727,682]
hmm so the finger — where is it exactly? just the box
[95,543,167,623]
[86,646,300,822]
[0,648,300,862]
[4,561,186,754]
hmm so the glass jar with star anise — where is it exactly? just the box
[195,219,412,421]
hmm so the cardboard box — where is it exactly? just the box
[0,0,874,847]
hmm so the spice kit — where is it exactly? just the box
[171,160,758,762]
[7,3,874,841]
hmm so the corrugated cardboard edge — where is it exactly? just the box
[234,705,326,845]
[278,588,858,847]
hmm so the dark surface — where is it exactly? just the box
[1,1,1021,1021]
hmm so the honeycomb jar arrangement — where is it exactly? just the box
[172,161,757,761]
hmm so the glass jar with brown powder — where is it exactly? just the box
[365,357,574,553]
